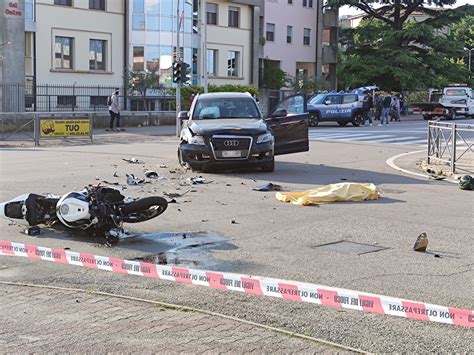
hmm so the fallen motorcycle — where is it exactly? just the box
[0,185,168,239]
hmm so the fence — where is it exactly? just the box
[427,121,474,173]
[0,83,176,113]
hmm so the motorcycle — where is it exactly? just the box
[0,185,168,240]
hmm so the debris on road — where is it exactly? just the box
[413,232,429,252]
[459,175,474,190]
[159,164,167,168]
[231,220,237,224]
[276,182,380,206]
[145,171,161,179]
[122,157,144,164]
[188,176,211,184]
[113,171,118,177]
[101,180,120,186]
[126,174,145,185]
[164,190,190,199]
[24,226,40,236]
[252,182,282,192]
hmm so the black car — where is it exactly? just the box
[177,92,309,172]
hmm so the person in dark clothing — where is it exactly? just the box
[380,92,392,126]
[374,93,382,121]
[362,91,373,126]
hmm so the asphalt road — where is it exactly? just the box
[0,132,473,352]
[310,117,474,147]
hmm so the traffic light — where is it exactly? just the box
[172,61,182,83]
[181,62,191,84]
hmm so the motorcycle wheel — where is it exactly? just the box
[121,197,168,223]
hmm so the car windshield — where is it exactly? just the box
[192,98,261,119]
[308,94,326,105]
[445,89,467,97]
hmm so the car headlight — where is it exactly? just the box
[189,135,205,145]
[257,132,274,144]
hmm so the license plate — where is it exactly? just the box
[222,150,241,158]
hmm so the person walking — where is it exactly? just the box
[362,91,373,126]
[108,88,122,131]
[380,92,391,126]
[374,93,382,121]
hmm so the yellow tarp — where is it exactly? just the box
[275,182,380,206]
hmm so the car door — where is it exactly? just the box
[266,94,309,155]
[341,94,358,120]
[321,94,341,121]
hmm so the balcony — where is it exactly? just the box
[323,9,338,28]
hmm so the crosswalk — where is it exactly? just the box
[308,129,473,147]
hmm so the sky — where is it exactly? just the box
[339,0,474,17]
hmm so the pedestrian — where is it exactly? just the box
[362,91,373,126]
[390,94,401,122]
[374,93,382,121]
[108,88,122,131]
[380,92,391,126]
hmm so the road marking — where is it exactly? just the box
[0,240,472,327]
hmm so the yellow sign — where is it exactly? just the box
[40,119,90,138]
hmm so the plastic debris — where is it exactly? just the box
[126,174,145,185]
[188,176,211,184]
[413,232,429,252]
[113,171,118,177]
[276,182,380,206]
[144,171,160,179]
[159,164,167,168]
[122,157,144,164]
[252,183,282,192]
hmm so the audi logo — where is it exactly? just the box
[223,140,240,147]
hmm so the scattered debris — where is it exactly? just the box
[459,175,474,190]
[226,183,232,187]
[340,178,347,181]
[159,164,167,168]
[24,226,40,236]
[169,170,176,174]
[101,180,120,186]
[164,190,190,199]
[113,171,118,177]
[413,232,429,252]
[95,176,100,180]
[428,174,446,181]
[252,182,282,192]
[231,220,237,224]
[126,174,145,185]
[188,176,211,184]
[144,171,160,179]
[123,157,144,164]
[168,199,177,204]
[201,219,209,222]
[434,254,441,258]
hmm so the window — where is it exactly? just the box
[342,94,358,104]
[55,36,73,69]
[57,96,76,107]
[287,26,293,44]
[89,0,105,10]
[54,0,72,6]
[288,0,293,4]
[207,49,217,76]
[325,95,340,105]
[228,6,239,28]
[227,51,239,77]
[89,39,106,71]
[146,45,159,72]
[266,23,275,42]
[25,0,34,21]
[132,14,145,30]
[303,0,313,7]
[90,96,108,107]
[133,46,144,71]
[133,0,144,13]
[147,14,159,31]
[303,28,310,45]
[207,3,218,25]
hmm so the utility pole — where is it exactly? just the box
[202,0,208,93]
[176,0,181,137]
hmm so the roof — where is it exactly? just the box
[197,92,254,100]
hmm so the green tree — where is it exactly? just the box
[287,75,330,93]
[329,1,474,90]
[123,69,162,111]
[260,60,288,89]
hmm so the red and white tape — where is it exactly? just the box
[1,239,472,327]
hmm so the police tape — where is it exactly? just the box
[1,239,472,328]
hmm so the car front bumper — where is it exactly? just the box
[180,141,274,170]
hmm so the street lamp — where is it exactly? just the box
[464,47,473,74]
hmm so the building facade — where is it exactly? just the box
[263,0,338,89]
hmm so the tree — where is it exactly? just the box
[123,69,162,111]
[287,75,330,93]
[260,60,288,89]
[329,1,474,90]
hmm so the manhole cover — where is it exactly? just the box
[313,241,388,255]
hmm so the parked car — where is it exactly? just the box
[307,92,363,127]
[177,92,309,172]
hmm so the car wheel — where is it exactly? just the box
[337,121,348,127]
[261,159,275,173]
[309,113,319,127]
[352,113,363,127]
[423,114,432,121]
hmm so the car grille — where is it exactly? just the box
[210,136,252,160]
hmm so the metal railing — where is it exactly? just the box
[0,83,176,113]
[427,121,474,173]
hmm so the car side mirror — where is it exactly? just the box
[324,100,331,105]
[272,109,287,117]
[178,111,188,122]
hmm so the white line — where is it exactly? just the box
[308,133,372,140]
[373,136,421,143]
[347,135,394,141]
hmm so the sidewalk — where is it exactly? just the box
[0,284,345,353]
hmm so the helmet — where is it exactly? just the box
[458,175,474,190]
